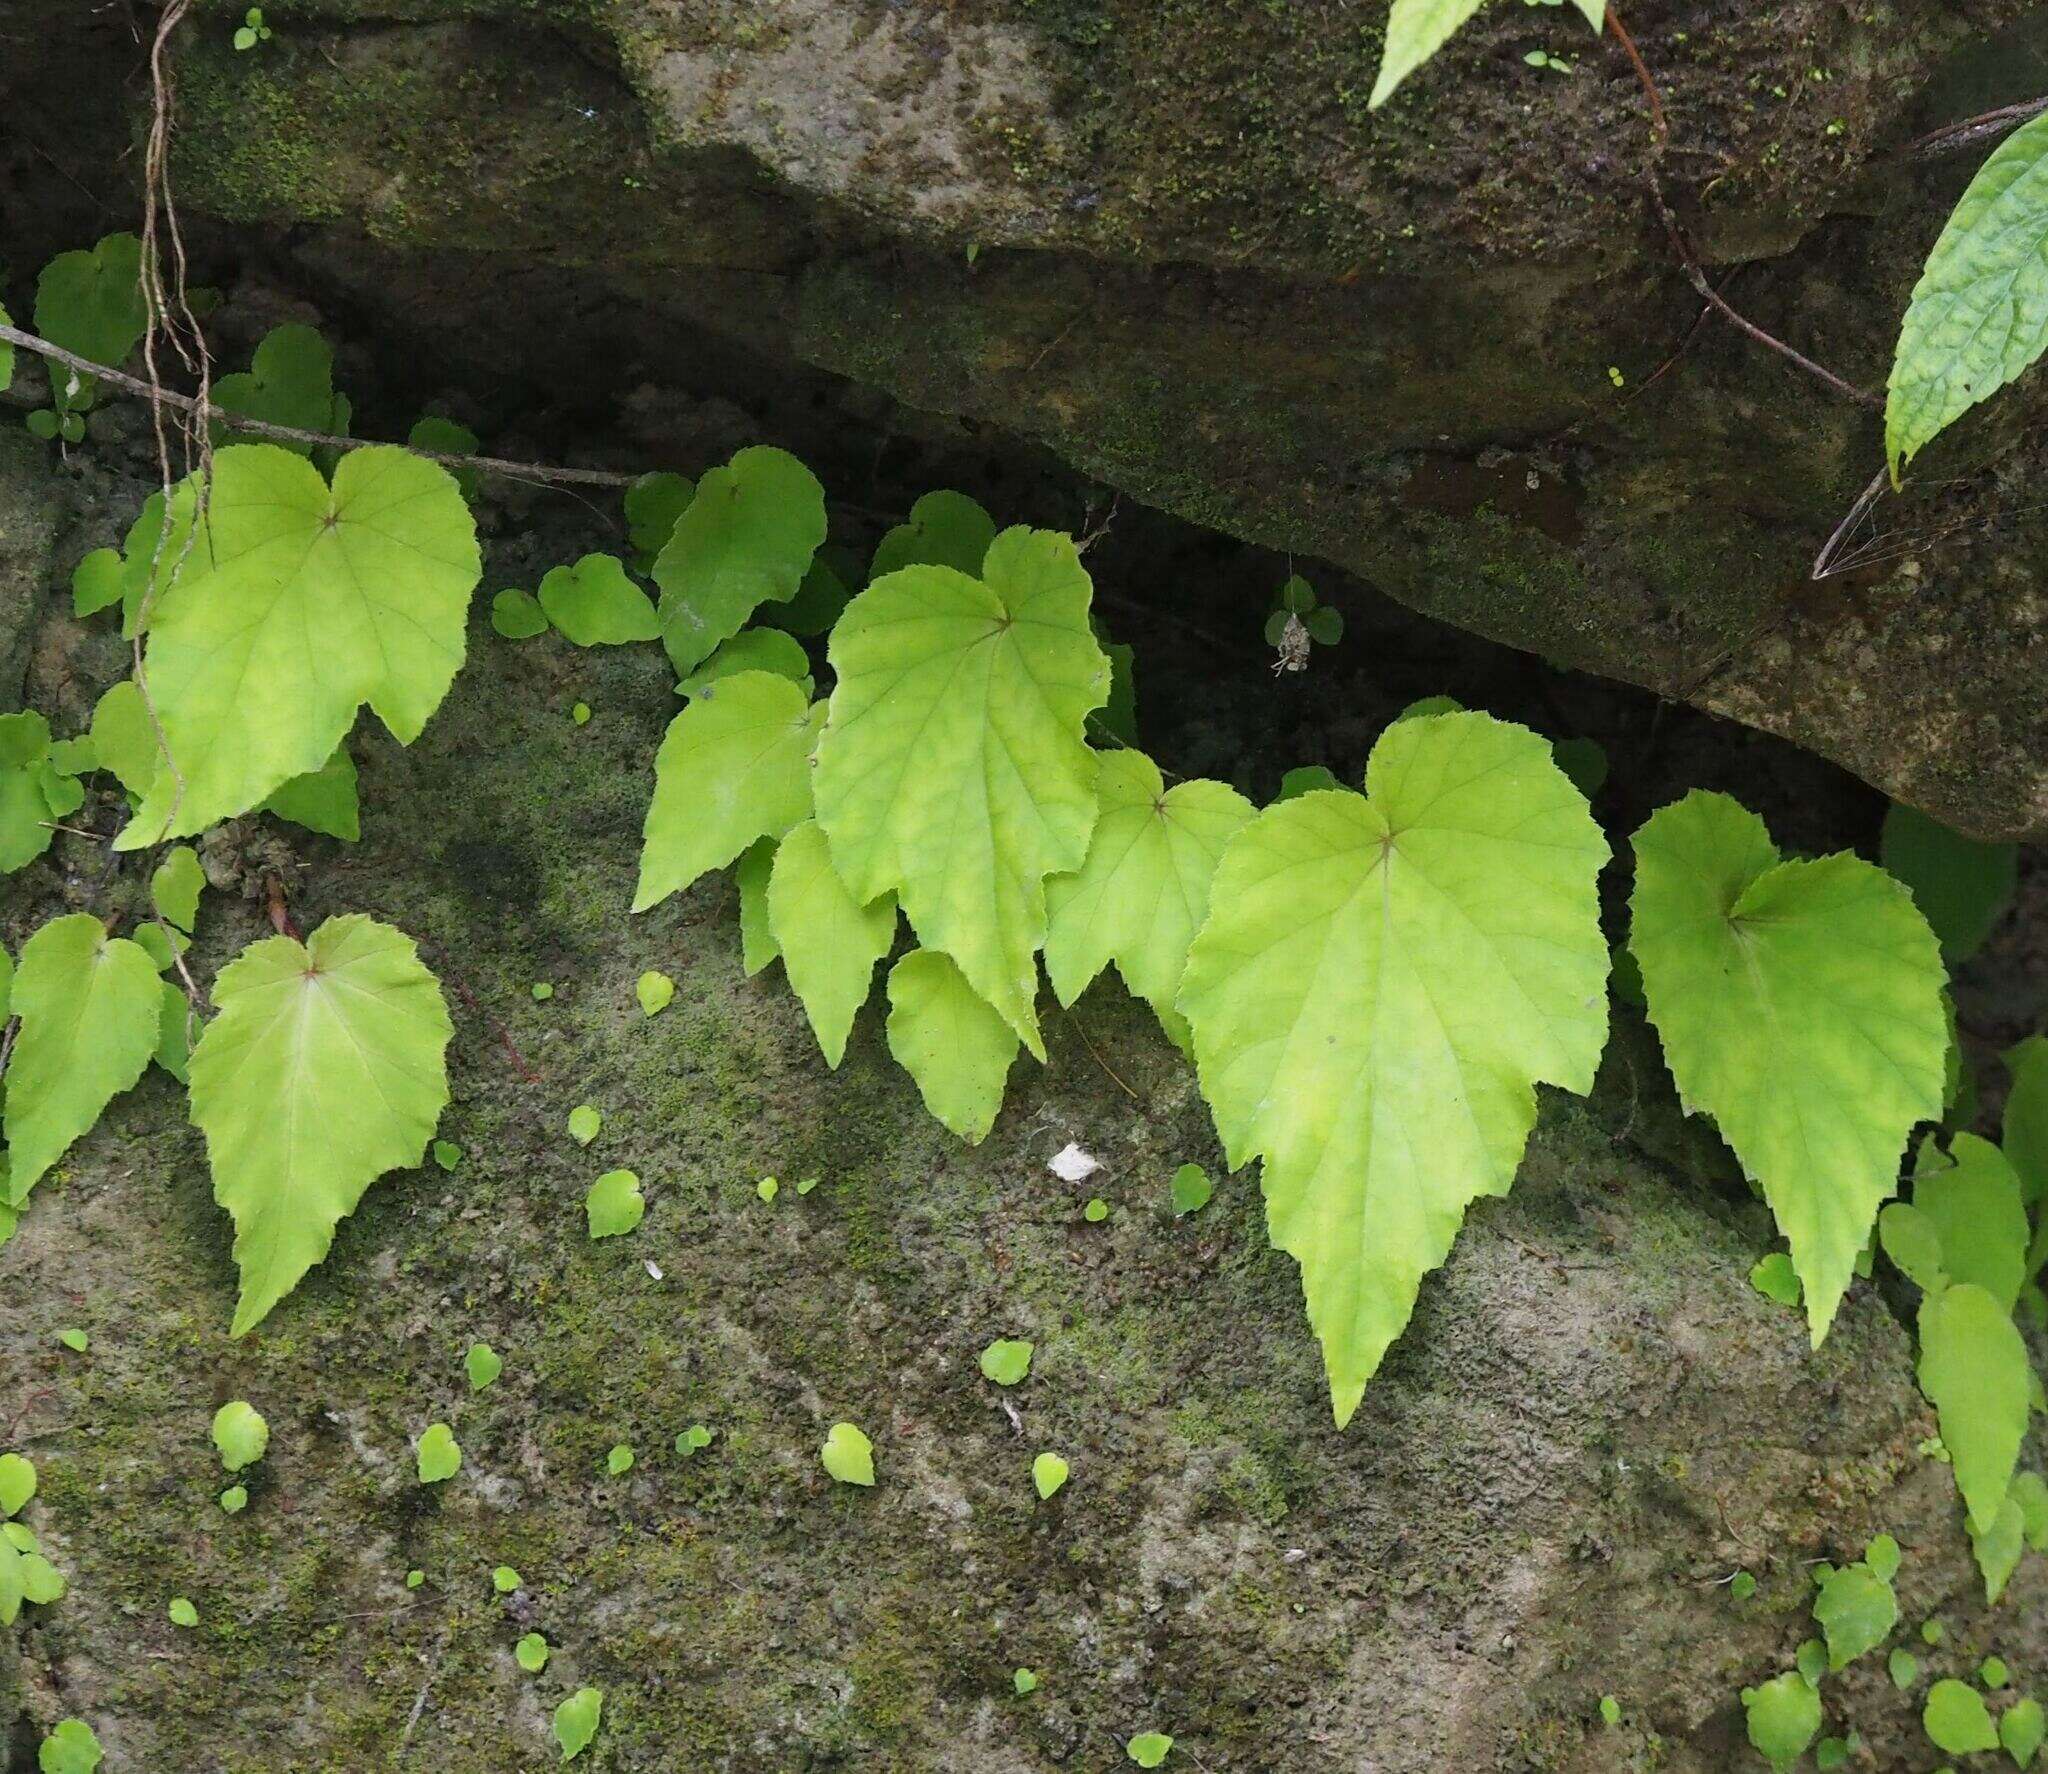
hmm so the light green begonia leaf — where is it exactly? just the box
[1742,1673,1821,1772]
[766,819,897,1068]
[652,446,825,674]
[1880,1201,1950,1294]
[625,471,693,563]
[490,587,549,639]
[117,444,479,846]
[0,1534,19,1626]
[633,671,823,913]
[151,845,205,934]
[884,950,1019,1144]
[537,554,661,646]
[1889,110,2048,479]
[209,324,349,453]
[0,1455,35,1517]
[1371,0,1507,108]
[1918,1281,2031,1534]
[1924,1677,2000,1754]
[189,915,453,1335]
[1813,1561,1897,1669]
[0,711,58,873]
[1044,749,1254,1043]
[88,681,157,799]
[1628,791,1947,1342]
[2004,1034,2048,1212]
[869,490,996,582]
[1913,1133,2029,1311]
[675,627,813,700]
[1968,1490,2026,1603]
[35,233,146,411]
[3,914,161,1209]
[2008,1468,2048,1552]
[815,529,1110,1057]
[1179,712,1609,1425]
[72,548,122,618]
[261,745,360,841]
[736,837,780,976]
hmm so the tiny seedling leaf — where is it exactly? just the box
[552,1687,603,1762]
[979,1339,1034,1386]
[538,554,661,646]
[415,1423,461,1484]
[1126,1732,1173,1768]
[1924,1678,1999,1755]
[821,1421,875,1486]
[211,1401,268,1471]
[586,1170,645,1239]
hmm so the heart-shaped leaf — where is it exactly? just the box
[1629,792,1946,1342]
[1180,711,1609,1424]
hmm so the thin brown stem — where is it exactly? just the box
[1899,96,2048,163]
[1648,182,1881,409]
[1604,6,1667,145]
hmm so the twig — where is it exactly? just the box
[1647,182,1880,409]
[1603,5,1879,412]
[429,948,543,1086]
[1026,312,1082,375]
[0,322,637,490]
[400,1624,454,1754]
[1604,7,1667,144]
[1062,1006,1140,1102]
[1899,96,2048,163]
[1810,464,1890,580]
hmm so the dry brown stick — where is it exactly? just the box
[1809,464,1890,580]
[1647,183,1881,409]
[1604,6,1880,412]
[1604,6,1667,144]
[1900,96,2048,162]
[0,322,638,489]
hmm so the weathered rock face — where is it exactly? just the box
[0,431,2040,1772]
[5,0,2045,834]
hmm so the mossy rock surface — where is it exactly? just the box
[0,485,2038,1769]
